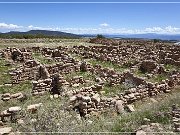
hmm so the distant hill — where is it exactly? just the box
[0,30,81,39]
[82,33,180,41]
[113,33,180,41]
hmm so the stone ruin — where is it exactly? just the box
[32,79,52,96]
[0,47,32,62]
[70,76,86,87]
[1,92,25,102]
[172,105,180,132]
[0,106,21,123]
[0,41,179,133]
[139,60,166,74]
[67,71,180,115]
[68,84,116,117]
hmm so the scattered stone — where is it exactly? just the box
[115,100,124,114]
[11,92,23,99]
[54,94,59,99]
[72,84,80,87]
[31,118,37,123]
[4,84,12,87]
[0,127,12,135]
[91,93,100,104]
[0,121,3,126]
[8,106,21,113]
[82,96,91,102]
[69,96,77,102]
[27,103,43,113]
[17,119,24,125]
[143,118,151,123]
[126,104,135,112]
[136,130,146,135]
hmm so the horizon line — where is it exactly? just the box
[1,30,180,35]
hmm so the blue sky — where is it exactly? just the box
[0,0,180,34]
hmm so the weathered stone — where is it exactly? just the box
[11,92,23,99]
[115,100,124,114]
[128,93,135,99]
[126,104,135,112]
[4,84,12,87]
[69,96,77,102]
[0,127,12,135]
[136,130,146,135]
[54,94,59,99]
[31,118,37,123]
[8,106,21,113]
[2,93,10,98]
[17,119,24,125]
[82,96,91,102]
[27,103,43,113]
[2,97,10,101]
[91,94,100,104]
[0,121,4,126]
[0,110,11,117]
[143,118,151,123]
[72,84,80,87]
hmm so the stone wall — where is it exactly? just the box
[0,92,24,101]
[32,79,52,96]
[68,72,180,116]
[172,105,180,132]
[9,60,40,84]
[1,47,32,62]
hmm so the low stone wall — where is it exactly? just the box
[69,85,116,117]
[69,72,180,116]
[172,105,180,132]
[46,62,80,75]
[1,47,32,62]
[0,92,24,101]
[162,58,180,67]
[32,79,52,96]
[69,76,85,86]
[0,106,21,123]
[120,72,180,104]
[9,66,39,84]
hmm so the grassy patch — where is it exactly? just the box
[0,81,32,111]
[134,69,147,78]
[0,58,13,85]
[112,88,180,132]
[88,59,127,73]
[32,52,56,65]
[164,64,179,72]
[103,84,128,97]
[64,71,96,82]
[150,74,168,83]
[0,81,32,94]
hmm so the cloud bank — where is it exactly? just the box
[100,23,109,27]
[0,23,22,29]
[1,22,180,35]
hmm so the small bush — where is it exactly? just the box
[96,34,105,39]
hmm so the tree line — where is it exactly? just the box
[0,33,79,39]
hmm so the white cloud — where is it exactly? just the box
[1,22,180,35]
[144,27,163,33]
[57,26,180,34]
[164,26,180,33]
[28,25,53,31]
[0,23,22,29]
[100,23,109,27]
[143,26,180,34]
